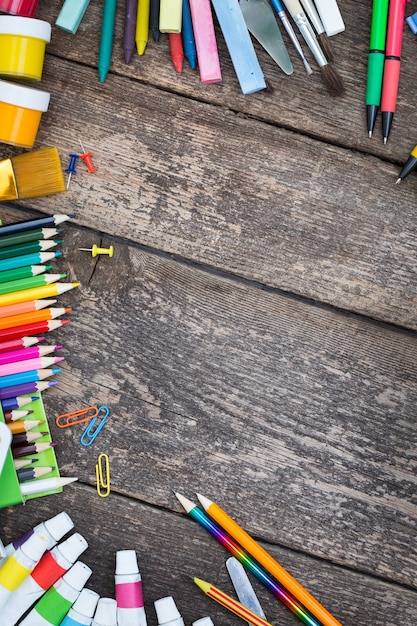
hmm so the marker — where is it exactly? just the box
[116,550,147,626]
[60,588,100,626]
[0,533,48,612]
[2,533,88,626]
[92,598,118,626]
[18,561,92,626]
[154,596,184,626]
[366,0,389,137]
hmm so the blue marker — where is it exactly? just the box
[210,0,266,94]
[181,0,197,69]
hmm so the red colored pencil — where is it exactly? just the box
[169,33,184,72]
[0,336,44,353]
[0,320,69,342]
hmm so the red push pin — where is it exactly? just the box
[79,140,97,173]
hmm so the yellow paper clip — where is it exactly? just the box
[96,452,110,497]
[80,405,109,447]
[56,406,99,428]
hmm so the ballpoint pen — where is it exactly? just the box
[396,144,417,183]
[366,0,389,137]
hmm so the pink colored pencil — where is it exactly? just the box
[189,0,222,83]
[0,344,62,366]
[0,299,57,320]
[0,355,64,377]
[0,336,44,354]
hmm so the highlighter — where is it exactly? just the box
[115,550,147,626]
[60,588,100,626]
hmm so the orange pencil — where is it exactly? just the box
[0,307,71,331]
[197,494,342,626]
[0,299,57,320]
[7,419,45,434]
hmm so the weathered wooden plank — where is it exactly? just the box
[1,486,417,626]
[0,224,410,590]
[38,0,417,163]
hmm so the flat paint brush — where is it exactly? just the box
[0,147,66,202]
[282,0,344,96]
[299,0,334,61]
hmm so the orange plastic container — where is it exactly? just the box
[0,80,50,148]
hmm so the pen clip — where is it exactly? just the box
[56,405,99,428]
[96,452,110,497]
[80,405,109,447]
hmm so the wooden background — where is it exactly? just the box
[1,0,417,624]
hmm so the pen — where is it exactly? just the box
[396,144,417,183]
[380,0,407,143]
[98,0,117,82]
[366,0,389,137]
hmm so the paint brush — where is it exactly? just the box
[282,0,344,96]
[299,0,334,61]
[0,147,66,202]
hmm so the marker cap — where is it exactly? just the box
[57,532,88,563]
[71,588,100,618]
[192,619,215,626]
[93,597,117,625]
[63,561,93,591]
[115,549,139,575]
[44,511,74,542]
[154,596,184,626]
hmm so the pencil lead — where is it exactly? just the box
[320,63,345,97]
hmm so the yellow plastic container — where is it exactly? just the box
[0,79,50,148]
[0,16,51,81]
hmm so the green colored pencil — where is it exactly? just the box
[0,265,52,285]
[0,239,62,261]
[0,228,61,250]
[0,273,66,296]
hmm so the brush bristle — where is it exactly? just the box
[317,33,334,63]
[11,147,66,200]
[320,64,345,97]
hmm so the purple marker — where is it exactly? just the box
[115,550,147,626]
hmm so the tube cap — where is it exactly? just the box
[115,549,139,575]
[0,16,51,41]
[192,619,215,626]
[154,596,183,626]
[63,561,92,591]
[71,588,100,618]
[44,511,74,542]
[20,532,47,562]
[93,598,117,625]
[56,532,88,564]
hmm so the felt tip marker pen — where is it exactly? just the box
[2,533,88,626]
[115,550,147,626]
[59,588,100,626]
[92,598,118,626]
[154,596,185,626]
[19,561,93,626]
[0,533,48,612]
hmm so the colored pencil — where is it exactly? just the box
[0,265,52,285]
[11,440,57,458]
[0,299,57,320]
[0,308,71,331]
[2,395,39,411]
[17,466,55,482]
[0,214,76,237]
[0,380,58,400]
[3,409,33,423]
[0,344,62,366]
[0,367,61,389]
[0,251,61,274]
[0,319,69,342]
[8,420,45,434]
[13,457,38,470]
[0,273,65,297]
[193,577,273,626]
[0,228,61,249]
[197,494,342,626]
[0,355,64,377]
[12,430,48,446]
[0,239,61,261]
[0,337,43,353]
[0,282,80,307]
[20,476,77,496]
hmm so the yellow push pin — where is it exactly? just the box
[79,244,114,258]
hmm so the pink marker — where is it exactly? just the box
[188,0,222,83]
[115,550,147,626]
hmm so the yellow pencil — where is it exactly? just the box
[136,0,151,54]
[197,494,342,626]
[193,577,273,626]
[0,283,80,308]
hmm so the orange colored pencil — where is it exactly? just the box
[0,307,71,331]
[7,419,45,434]
[197,494,342,626]
[0,299,57,320]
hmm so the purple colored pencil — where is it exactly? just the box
[0,380,58,400]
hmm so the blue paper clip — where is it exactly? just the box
[80,405,110,447]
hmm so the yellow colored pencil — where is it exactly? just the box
[0,283,79,308]
[193,577,273,626]
[197,494,342,626]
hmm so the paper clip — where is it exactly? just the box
[56,406,99,428]
[95,452,110,497]
[80,405,110,447]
